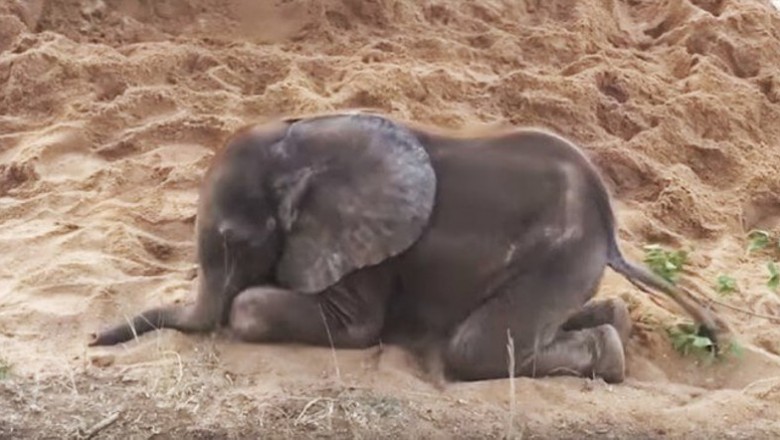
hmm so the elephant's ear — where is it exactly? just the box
[270,114,436,294]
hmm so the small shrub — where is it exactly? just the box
[715,274,738,297]
[643,244,689,284]
[667,322,714,358]
[768,262,780,292]
[0,359,10,380]
[747,230,771,253]
[666,322,742,362]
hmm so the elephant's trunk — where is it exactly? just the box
[88,275,230,347]
[88,302,219,346]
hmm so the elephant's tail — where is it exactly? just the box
[577,147,727,337]
[88,304,216,346]
[606,243,727,336]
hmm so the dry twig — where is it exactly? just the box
[80,412,120,439]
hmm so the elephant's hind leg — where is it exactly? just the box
[442,269,626,383]
[228,283,388,349]
[561,297,632,346]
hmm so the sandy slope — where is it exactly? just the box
[2,0,780,438]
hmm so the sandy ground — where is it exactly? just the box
[2,0,780,438]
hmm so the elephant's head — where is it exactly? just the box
[89,113,437,346]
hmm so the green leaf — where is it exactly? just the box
[768,262,780,292]
[643,244,689,285]
[715,274,737,296]
[666,322,720,361]
[748,230,771,253]
[727,341,744,358]
[691,336,714,348]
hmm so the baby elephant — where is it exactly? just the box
[90,111,730,384]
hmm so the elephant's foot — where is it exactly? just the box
[515,324,625,383]
[561,297,632,347]
[589,324,626,383]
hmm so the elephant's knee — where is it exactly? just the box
[318,293,384,348]
[442,322,485,380]
[344,321,382,348]
[229,290,273,342]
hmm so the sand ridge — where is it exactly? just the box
[2,0,780,438]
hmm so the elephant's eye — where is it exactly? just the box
[265,218,277,231]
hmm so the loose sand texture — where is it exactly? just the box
[2,0,780,438]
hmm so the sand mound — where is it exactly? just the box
[2,0,780,437]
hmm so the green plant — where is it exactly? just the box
[643,244,689,284]
[715,274,737,297]
[747,230,771,253]
[667,322,715,359]
[666,322,742,362]
[768,262,780,292]
[0,359,10,380]
[726,339,744,358]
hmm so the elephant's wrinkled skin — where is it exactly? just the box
[89,111,730,383]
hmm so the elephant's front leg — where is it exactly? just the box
[228,282,389,349]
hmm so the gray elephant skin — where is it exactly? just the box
[89,111,729,384]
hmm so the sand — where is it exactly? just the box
[2,0,780,438]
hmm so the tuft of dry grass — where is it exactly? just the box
[506,329,516,439]
[0,358,10,380]
[505,329,526,440]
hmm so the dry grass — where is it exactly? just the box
[0,358,11,381]
[2,336,780,439]
[506,329,523,440]
[0,344,448,439]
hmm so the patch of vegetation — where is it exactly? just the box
[666,322,742,362]
[643,244,689,284]
[0,359,10,380]
[742,230,780,293]
[747,229,771,253]
[768,262,780,292]
[714,274,738,297]
[667,322,714,358]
